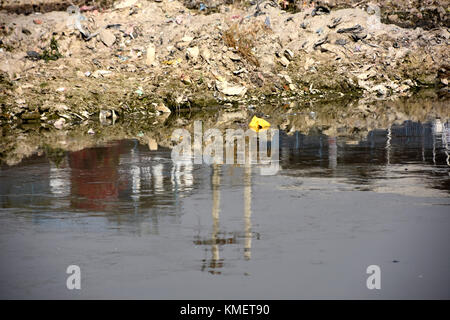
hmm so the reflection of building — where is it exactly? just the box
[1,120,448,225]
[69,143,126,210]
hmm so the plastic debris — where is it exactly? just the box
[311,6,330,17]
[162,57,182,65]
[135,87,144,96]
[67,5,90,39]
[249,116,270,132]
[264,16,271,29]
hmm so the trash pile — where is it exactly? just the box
[0,0,448,127]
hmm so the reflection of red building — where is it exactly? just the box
[69,143,126,211]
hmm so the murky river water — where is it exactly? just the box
[0,119,449,299]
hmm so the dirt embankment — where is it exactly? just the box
[0,0,449,129]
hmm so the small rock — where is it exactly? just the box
[281,74,292,84]
[99,29,116,47]
[201,48,211,62]
[99,110,112,123]
[92,70,112,78]
[284,49,294,61]
[388,14,399,23]
[114,0,138,9]
[146,43,156,66]
[228,52,241,61]
[156,103,171,113]
[186,46,200,61]
[371,84,388,96]
[148,138,158,151]
[216,81,247,96]
[54,118,66,130]
[279,56,290,67]
[21,111,41,120]
[181,36,194,43]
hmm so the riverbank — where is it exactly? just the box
[0,0,449,128]
[1,90,448,166]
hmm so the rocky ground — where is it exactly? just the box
[0,0,449,134]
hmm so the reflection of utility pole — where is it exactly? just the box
[244,164,252,260]
[328,136,337,169]
[211,164,221,269]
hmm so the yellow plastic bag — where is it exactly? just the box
[249,116,270,132]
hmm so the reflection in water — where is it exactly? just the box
[69,144,126,211]
[0,119,449,276]
[195,163,254,274]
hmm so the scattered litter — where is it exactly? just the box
[327,17,342,29]
[249,116,270,132]
[264,16,271,29]
[162,57,182,65]
[311,6,330,17]
[337,24,363,34]
[135,87,144,96]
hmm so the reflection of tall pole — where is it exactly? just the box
[244,164,252,260]
[211,164,221,265]
[328,137,337,169]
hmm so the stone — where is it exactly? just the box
[99,110,111,123]
[99,29,116,47]
[201,48,211,62]
[54,118,66,130]
[284,49,294,61]
[215,81,247,96]
[156,103,171,113]
[148,138,158,151]
[279,56,290,67]
[228,52,241,61]
[181,36,194,43]
[186,46,200,61]
[114,0,138,9]
[146,43,156,66]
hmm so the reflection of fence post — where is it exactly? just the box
[244,164,252,260]
[211,164,221,264]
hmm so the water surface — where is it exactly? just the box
[0,119,449,299]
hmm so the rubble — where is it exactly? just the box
[0,0,448,127]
